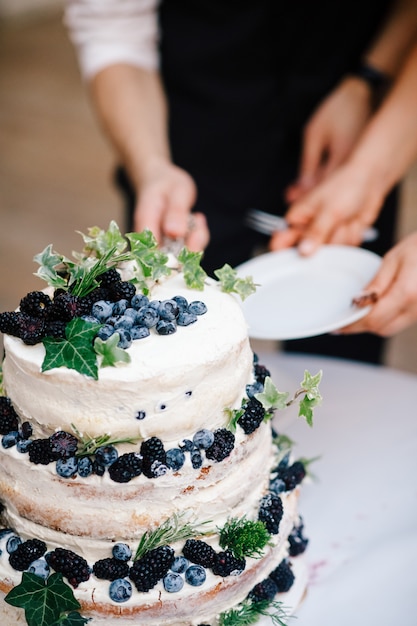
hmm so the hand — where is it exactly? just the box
[285,76,373,204]
[270,160,384,254]
[133,158,210,251]
[339,232,417,337]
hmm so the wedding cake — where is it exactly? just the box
[0,224,319,626]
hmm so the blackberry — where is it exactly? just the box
[93,557,129,581]
[248,576,278,602]
[140,437,166,479]
[182,540,216,568]
[49,431,79,459]
[49,292,87,322]
[279,461,306,491]
[288,519,309,557]
[212,550,246,577]
[205,429,235,462]
[108,452,143,483]
[44,319,66,339]
[238,397,265,435]
[18,314,46,345]
[0,311,20,335]
[92,458,106,476]
[0,397,19,435]
[19,291,52,318]
[28,438,56,465]
[269,558,295,592]
[45,547,91,588]
[258,494,283,535]
[109,281,136,302]
[254,363,271,385]
[129,545,174,592]
[20,421,33,439]
[98,268,121,287]
[9,539,47,571]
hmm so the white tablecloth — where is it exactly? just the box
[255,352,417,626]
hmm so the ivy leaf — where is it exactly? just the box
[255,377,289,411]
[33,245,68,290]
[94,333,131,368]
[5,572,80,626]
[299,395,319,427]
[126,230,171,281]
[78,220,127,257]
[53,612,91,626]
[298,370,322,426]
[214,264,257,301]
[42,318,101,379]
[177,248,207,290]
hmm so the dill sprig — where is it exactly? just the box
[219,598,288,626]
[219,517,271,559]
[134,512,211,561]
[71,423,140,458]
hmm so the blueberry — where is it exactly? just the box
[116,329,132,349]
[96,445,118,467]
[78,456,93,477]
[97,324,115,341]
[163,572,184,593]
[177,311,197,326]
[82,315,101,324]
[27,558,50,580]
[91,300,114,322]
[148,300,161,311]
[191,448,203,469]
[185,564,206,586]
[172,295,188,311]
[158,299,179,321]
[6,535,22,554]
[246,382,264,398]
[92,459,105,476]
[0,528,14,541]
[109,578,132,603]
[150,460,169,477]
[124,307,138,320]
[269,477,286,494]
[112,543,132,562]
[171,556,189,574]
[188,301,207,316]
[114,316,135,331]
[56,456,78,478]
[131,326,150,340]
[131,294,149,310]
[156,320,177,335]
[112,299,129,316]
[135,410,146,420]
[136,306,159,328]
[2,431,20,449]
[16,439,32,453]
[179,439,194,452]
[165,448,185,471]
[193,429,214,450]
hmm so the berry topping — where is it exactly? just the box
[258,494,284,535]
[278,461,306,491]
[49,431,78,459]
[129,546,175,592]
[185,564,206,586]
[205,429,235,462]
[212,550,246,577]
[0,397,19,435]
[9,539,47,571]
[182,540,216,568]
[93,557,130,581]
[27,558,50,580]
[108,452,143,483]
[45,547,91,588]
[188,301,207,316]
[19,291,52,318]
[140,437,167,479]
[193,429,215,450]
[248,576,278,602]
[288,519,309,556]
[165,448,186,471]
[28,438,56,465]
[269,558,295,592]
[238,397,265,434]
[56,456,78,478]
[163,571,184,593]
[109,578,133,603]
[170,556,189,574]
[95,445,119,467]
[112,543,132,562]
[254,363,271,385]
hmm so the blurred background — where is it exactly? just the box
[1,2,416,373]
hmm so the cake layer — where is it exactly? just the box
[2,275,253,446]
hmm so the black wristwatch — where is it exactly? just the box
[350,62,392,108]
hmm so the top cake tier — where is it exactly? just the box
[2,273,253,445]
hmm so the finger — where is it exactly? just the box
[329,220,367,247]
[269,227,303,251]
[185,212,210,251]
[134,190,166,241]
[163,178,197,238]
[299,126,327,187]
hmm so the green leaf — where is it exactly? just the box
[78,220,127,257]
[42,318,101,379]
[33,245,68,290]
[255,377,289,411]
[126,229,171,281]
[5,573,80,626]
[219,598,288,626]
[219,517,271,559]
[177,248,207,290]
[53,612,91,626]
[94,334,131,368]
[298,395,318,427]
[214,264,257,301]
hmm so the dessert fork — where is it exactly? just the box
[245,208,378,243]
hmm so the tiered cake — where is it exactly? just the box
[0,225,317,626]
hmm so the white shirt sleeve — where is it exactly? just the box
[64,0,160,80]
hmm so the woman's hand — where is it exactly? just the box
[339,231,417,336]
[285,76,374,203]
[133,157,210,251]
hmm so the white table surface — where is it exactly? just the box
[255,352,417,626]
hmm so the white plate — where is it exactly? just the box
[235,245,381,340]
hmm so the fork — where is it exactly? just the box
[245,208,378,243]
